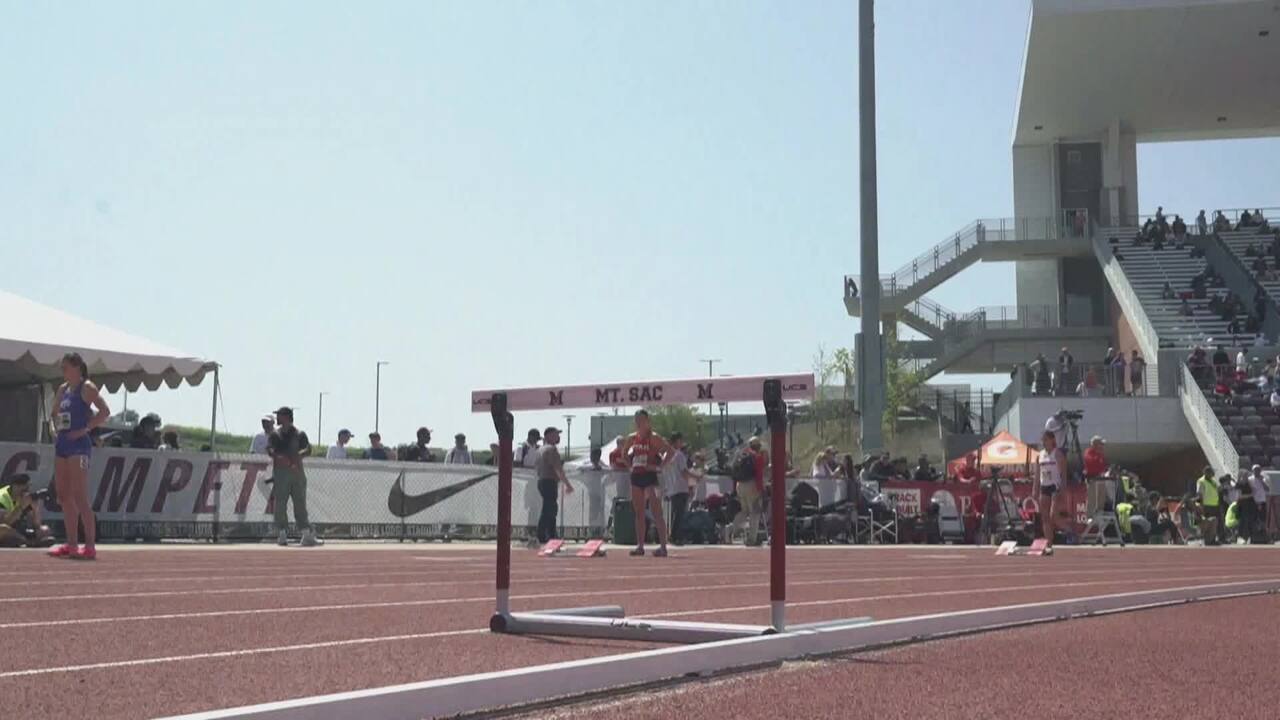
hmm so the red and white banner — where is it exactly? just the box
[471,373,815,412]
[880,479,1089,535]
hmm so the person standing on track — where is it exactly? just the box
[268,406,322,547]
[619,410,675,557]
[731,437,769,546]
[1034,430,1066,554]
[47,352,110,560]
[533,426,573,544]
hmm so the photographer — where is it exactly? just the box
[0,476,52,548]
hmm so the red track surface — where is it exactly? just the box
[522,594,1280,719]
[3,544,1277,719]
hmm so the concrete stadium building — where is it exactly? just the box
[847,0,1280,488]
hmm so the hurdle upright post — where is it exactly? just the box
[490,393,514,619]
[763,379,787,632]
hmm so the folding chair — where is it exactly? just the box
[1079,478,1125,546]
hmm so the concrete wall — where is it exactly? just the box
[1101,120,1139,224]
[1005,396,1194,446]
[1013,143,1062,309]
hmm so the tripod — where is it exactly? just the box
[978,472,1024,545]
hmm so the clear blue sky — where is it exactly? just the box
[3,1,1277,448]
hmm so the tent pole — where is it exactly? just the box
[210,365,220,544]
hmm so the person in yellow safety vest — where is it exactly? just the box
[1196,467,1222,546]
[1225,501,1240,538]
[1116,501,1133,535]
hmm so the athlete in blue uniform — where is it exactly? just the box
[48,353,110,560]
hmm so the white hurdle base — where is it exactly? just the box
[491,609,772,644]
[163,579,1280,720]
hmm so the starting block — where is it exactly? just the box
[538,539,565,556]
[576,539,607,558]
[995,540,1019,556]
[1026,538,1051,556]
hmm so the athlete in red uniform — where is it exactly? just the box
[619,409,675,557]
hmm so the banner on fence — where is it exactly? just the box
[0,442,618,541]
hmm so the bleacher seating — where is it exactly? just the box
[1202,375,1280,471]
[1214,226,1280,308]
[1107,233,1258,349]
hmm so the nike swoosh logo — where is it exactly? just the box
[387,470,495,518]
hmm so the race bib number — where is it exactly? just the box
[55,412,72,431]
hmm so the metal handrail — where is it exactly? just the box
[1094,235,1160,359]
[844,211,1091,300]
[1178,362,1241,480]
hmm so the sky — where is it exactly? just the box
[3,0,1278,450]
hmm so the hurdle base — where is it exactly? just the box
[492,609,773,644]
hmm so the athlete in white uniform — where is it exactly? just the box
[1035,430,1067,553]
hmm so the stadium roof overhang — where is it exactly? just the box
[1014,0,1280,145]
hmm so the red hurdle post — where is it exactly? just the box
[764,379,787,632]
[491,393,514,620]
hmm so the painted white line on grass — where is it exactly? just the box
[0,628,489,679]
[0,565,1239,628]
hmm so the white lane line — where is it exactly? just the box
[638,572,1260,619]
[0,565,1236,627]
[0,628,489,679]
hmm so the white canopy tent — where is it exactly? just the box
[0,290,217,441]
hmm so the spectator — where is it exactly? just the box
[486,442,501,465]
[1083,436,1107,480]
[1161,282,1175,300]
[1180,297,1193,316]
[1110,351,1127,396]
[578,446,611,536]
[1228,317,1244,335]
[1044,411,1068,451]
[1213,345,1231,379]
[1196,467,1222,545]
[326,429,353,459]
[1172,215,1187,240]
[1129,350,1147,396]
[1077,367,1102,397]
[1056,347,1075,393]
[367,432,392,461]
[0,474,51,548]
[662,433,694,545]
[533,426,573,544]
[515,429,541,468]
[158,431,179,451]
[1154,206,1165,225]
[912,455,937,483]
[955,453,979,483]
[267,406,320,547]
[607,436,630,500]
[959,401,975,433]
[1248,465,1269,537]
[812,446,843,506]
[1238,210,1253,230]
[1237,348,1248,375]
[731,437,769,546]
[444,433,473,464]
[1031,353,1051,395]
[133,413,164,450]
[1214,211,1231,233]
[249,415,273,455]
[405,427,435,462]
[1270,387,1280,415]
[1196,210,1208,236]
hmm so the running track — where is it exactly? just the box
[3,544,1277,719]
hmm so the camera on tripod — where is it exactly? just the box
[29,488,52,502]
[1058,409,1085,423]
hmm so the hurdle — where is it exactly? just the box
[473,373,814,642]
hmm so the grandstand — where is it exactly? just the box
[847,0,1280,486]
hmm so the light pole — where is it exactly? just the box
[317,392,329,446]
[375,361,389,434]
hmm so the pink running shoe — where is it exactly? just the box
[72,546,98,561]
[48,544,76,558]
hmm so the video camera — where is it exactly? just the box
[1057,409,1085,423]
[29,488,52,503]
